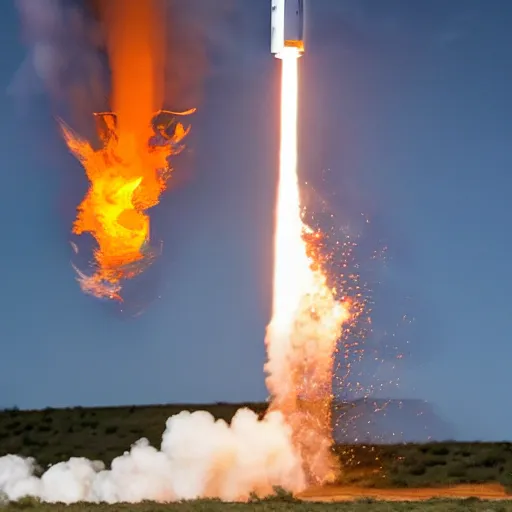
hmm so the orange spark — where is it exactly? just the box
[264,48,355,486]
[60,0,194,299]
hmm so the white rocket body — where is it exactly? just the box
[271,0,305,58]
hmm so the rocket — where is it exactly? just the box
[271,0,305,58]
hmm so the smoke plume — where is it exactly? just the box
[0,409,304,502]
[10,0,235,123]
[10,0,107,132]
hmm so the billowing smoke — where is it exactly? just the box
[0,409,304,502]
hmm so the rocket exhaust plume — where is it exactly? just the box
[61,0,195,301]
[264,46,351,485]
[267,3,356,484]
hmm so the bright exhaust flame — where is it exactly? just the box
[60,0,194,301]
[264,47,351,485]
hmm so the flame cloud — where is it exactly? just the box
[61,0,194,300]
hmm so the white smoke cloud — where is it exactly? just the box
[0,409,305,503]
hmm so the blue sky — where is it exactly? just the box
[0,0,511,441]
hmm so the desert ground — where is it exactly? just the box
[1,402,511,510]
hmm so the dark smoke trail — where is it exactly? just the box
[11,0,236,127]
[10,0,107,134]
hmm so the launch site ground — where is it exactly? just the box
[1,402,512,508]
[1,495,512,511]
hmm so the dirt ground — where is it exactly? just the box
[298,483,510,502]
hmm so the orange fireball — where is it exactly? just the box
[61,0,194,299]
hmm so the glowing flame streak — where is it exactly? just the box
[265,48,352,486]
[271,49,311,332]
